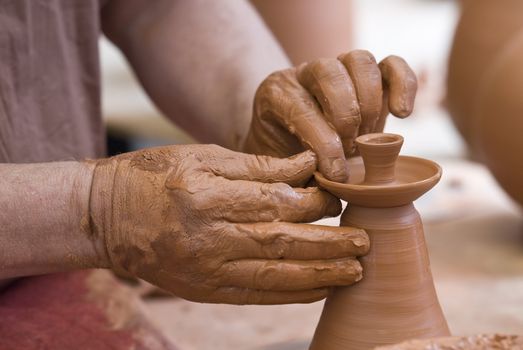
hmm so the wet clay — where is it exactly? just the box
[310,133,449,350]
[376,334,523,350]
[244,50,417,183]
[88,144,369,305]
[447,1,523,206]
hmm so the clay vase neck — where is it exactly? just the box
[357,133,403,185]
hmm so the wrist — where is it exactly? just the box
[0,161,110,278]
[87,158,119,270]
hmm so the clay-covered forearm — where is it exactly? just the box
[102,0,290,151]
[0,162,109,278]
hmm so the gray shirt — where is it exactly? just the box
[0,0,106,163]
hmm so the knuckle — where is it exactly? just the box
[251,154,273,174]
[308,58,345,82]
[244,223,290,255]
[338,114,361,130]
[253,263,280,289]
[189,191,215,213]
[204,144,226,154]
[257,69,296,96]
[235,287,262,305]
[349,49,375,63]
[267,236,291,259]
[318,136,344,156]
[188,190,223,217]
[308,58,331,72]
[263,182,294,198]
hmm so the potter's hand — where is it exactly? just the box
[244,50,417,182]
[89,145,369,305]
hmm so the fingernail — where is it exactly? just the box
[342,139,355,157]
[330,158,348,182]
[301,150,318,167]
[318,157,347,183]
[349,262,363,282]
[289,150,316,168]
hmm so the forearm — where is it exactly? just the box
[102,0,290,150]
[0,162,108,278]
[251,0,354,65]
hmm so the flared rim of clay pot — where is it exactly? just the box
[356,132,404,148]
[314,156,442,207]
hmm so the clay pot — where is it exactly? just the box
[310,134,449,350]
[447,0,523,206]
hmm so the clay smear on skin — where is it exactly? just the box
[89,145,368,305]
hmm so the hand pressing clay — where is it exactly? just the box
[376,334,523,350]
[447,0,523,206]
[88,144,369,304]
[244,50,417,183]
[309,133,449,350]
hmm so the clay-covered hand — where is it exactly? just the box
[89,145,369,304]
[244,50,417,182]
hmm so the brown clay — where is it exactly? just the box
[447,1,523,206]
[310,133,449,350]
[376,334,523,350]
[243,50,417,183]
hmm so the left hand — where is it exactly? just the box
[89,144,369,304]
[243,50,417,183]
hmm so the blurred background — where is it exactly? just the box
[100,0,523,349]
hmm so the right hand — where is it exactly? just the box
[244,50,417,182]
[89,144,369,304]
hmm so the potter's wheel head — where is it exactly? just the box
[314,156,442,207]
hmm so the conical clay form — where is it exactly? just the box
[310,133,450,350]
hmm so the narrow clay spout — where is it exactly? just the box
[356,133,404,185]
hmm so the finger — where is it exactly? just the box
[375,90,390,133]
[216,258,363,291]
[258,69,348,182]
[338,50,383,135]
[207,147,317,187]
[379,55,418,118]
[226,222,369,260]
[296,59,361,157]
[213,178,342,222]
[206,286,329,305]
